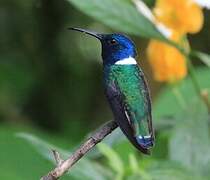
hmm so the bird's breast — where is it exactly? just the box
[104,64,148,114]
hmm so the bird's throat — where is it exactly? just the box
[115,57,137,65]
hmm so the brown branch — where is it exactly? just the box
[40,120,118,180]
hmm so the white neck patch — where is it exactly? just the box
[115,56,137,65]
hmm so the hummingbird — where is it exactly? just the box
[69,27,154,154]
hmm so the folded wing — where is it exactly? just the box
[105,66,154,153]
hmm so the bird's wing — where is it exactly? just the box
[105,67,154,153]
[130,68,154,149]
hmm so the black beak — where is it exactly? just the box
[68,27,103,40]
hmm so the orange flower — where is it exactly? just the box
[147,32,187,82]
[154,0,204,34]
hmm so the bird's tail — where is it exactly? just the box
[136,135,154,149]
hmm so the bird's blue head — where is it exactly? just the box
[69,28,137,66]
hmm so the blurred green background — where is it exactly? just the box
[0,0,210,179]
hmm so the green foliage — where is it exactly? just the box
[0,125,52,180]
[169,100,210,175]
[153,67,210,123]
[147,163,207,180]
[18,133,112,180]
[0,60,38,120]
[97,143,208,180]
[98,143,124,179]
[68,0,166,41]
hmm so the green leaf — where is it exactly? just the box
[153,67,210,124]
[128,154,151,180]
[17,133,112,180]
[148,160,208,180]
[67,0,166,41]
[191,51,210,67]
[0,126,53,180]
[149,167,206,180]
[129,154,139,174]
[169,100,210,175]
[98,143,124,175]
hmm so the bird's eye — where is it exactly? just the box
[109,39,117,45]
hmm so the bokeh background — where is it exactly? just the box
[0,0,210,179]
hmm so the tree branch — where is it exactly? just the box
[40,120,118,180]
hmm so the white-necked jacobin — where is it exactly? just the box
[69,27,154,154]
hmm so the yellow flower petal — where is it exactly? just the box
[154,0,204,34]
[147,33,187,83]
